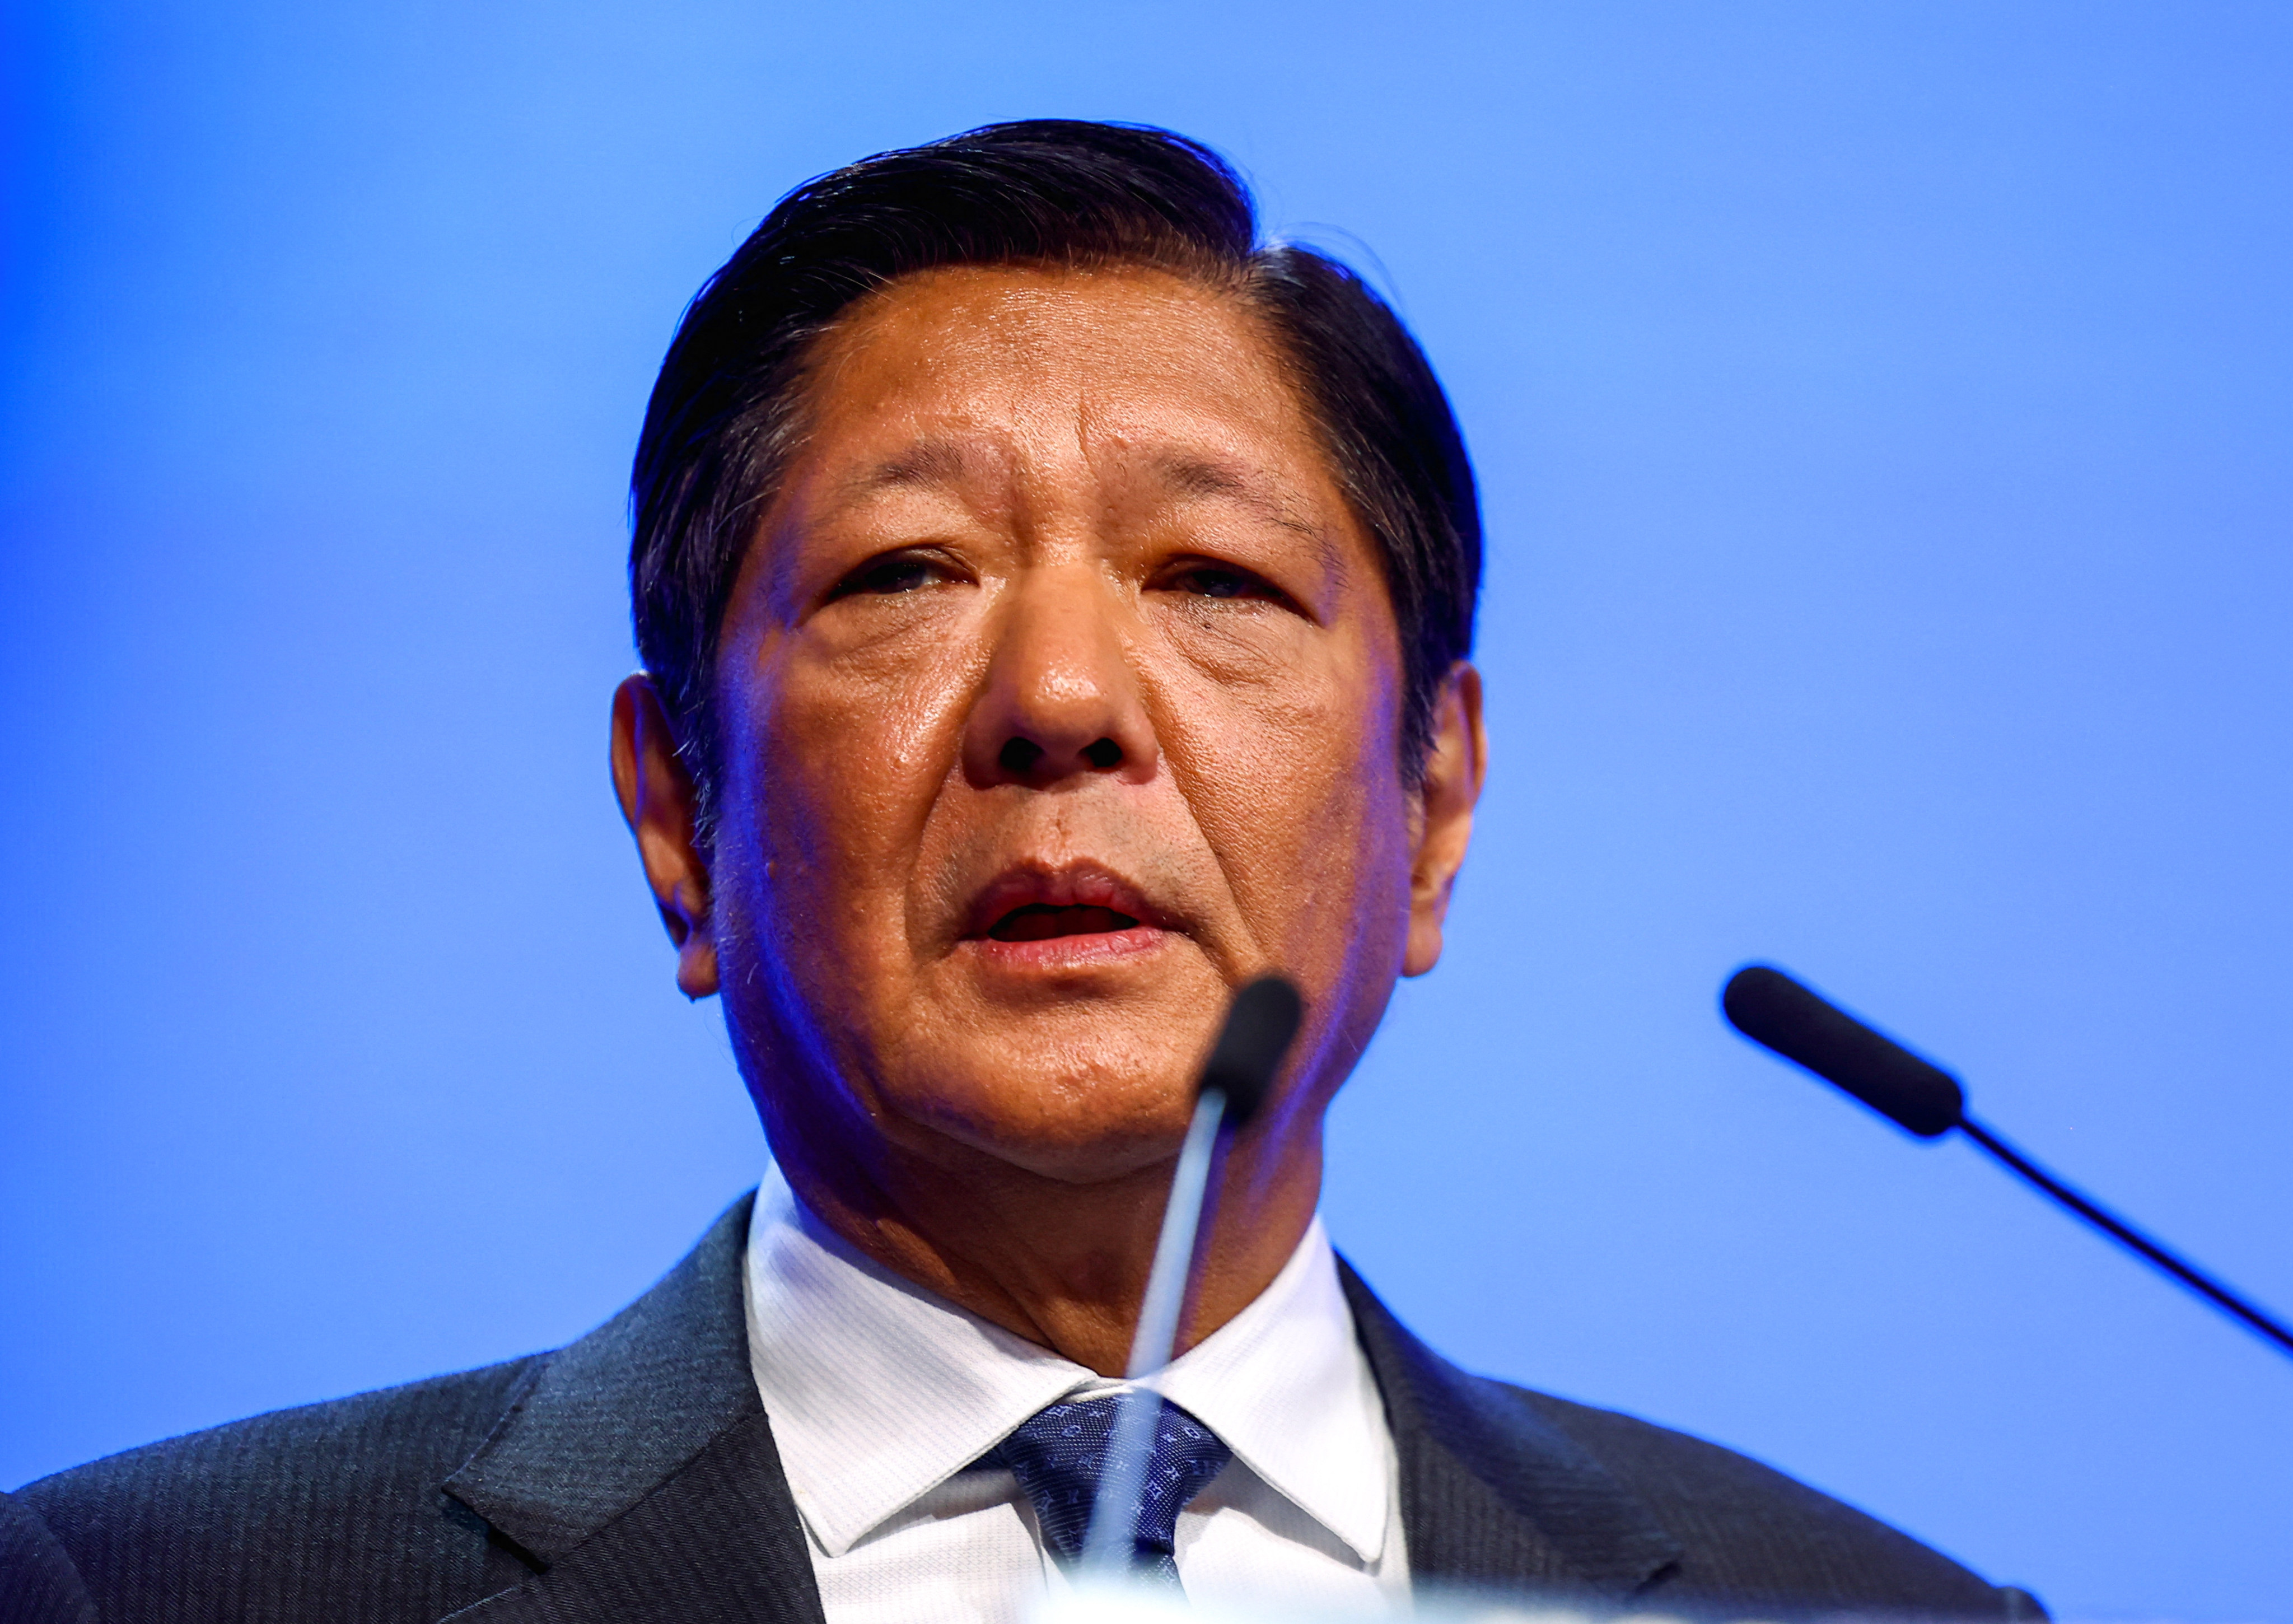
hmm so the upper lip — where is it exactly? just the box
[959,862,1175,940]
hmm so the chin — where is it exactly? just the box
[887,1043,1204,1185]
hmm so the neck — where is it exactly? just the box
[767,1107,1325,1377]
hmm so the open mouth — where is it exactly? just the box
[987,903,1143,942]
[960,865,1169,959]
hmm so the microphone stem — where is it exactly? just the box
[1958,1114,2293,1360]
[1081,1086,1228,1578]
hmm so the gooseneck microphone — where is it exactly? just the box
[1723,964,2293,1362]
[1081,974,1304,1579]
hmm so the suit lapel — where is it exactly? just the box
[440,1192,825,1624]
[1341,1261,1683,1601]
[430,1195,1667,1618]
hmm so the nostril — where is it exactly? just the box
[998,738,1044,775]
[1081,738,1123,771]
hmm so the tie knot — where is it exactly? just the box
[991,1394,1232,1586]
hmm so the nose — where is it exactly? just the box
[961,567,1158,788]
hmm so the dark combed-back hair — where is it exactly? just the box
[630,119,1481,814]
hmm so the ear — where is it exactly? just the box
[1403,662,1487,978]
[610,673,720,999]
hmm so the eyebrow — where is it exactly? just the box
[1149,451,1335,551]
[823,441,1340,562]
[834,440,977,503]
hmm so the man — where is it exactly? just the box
[1,121,2042,1622]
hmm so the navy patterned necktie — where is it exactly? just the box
[989,1394,1233,1590]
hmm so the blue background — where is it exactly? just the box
[3,4,2289,1618]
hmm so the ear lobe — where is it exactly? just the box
[610,673,720,998]
[1402,662,1487,978]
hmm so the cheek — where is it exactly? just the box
[712,619,978,962]
[1150,625,1416,968]
[1283,715,1417,964]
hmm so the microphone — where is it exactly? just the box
[1082,974,1304,1579]
[1722,963,2293,1362]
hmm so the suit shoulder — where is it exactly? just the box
[1,1488,97,1623]
[17,1356,541,1623]
[21,1355,539,1510]
[1495,1379,2038,1616]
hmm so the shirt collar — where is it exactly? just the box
[1151,1206,1392,1564]
[741,1168,1390,1565]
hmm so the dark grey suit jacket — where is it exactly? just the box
[2,1194,2040,1622]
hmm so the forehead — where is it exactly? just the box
[791,263,1334,488]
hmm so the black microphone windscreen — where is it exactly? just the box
[1202,976,1303,1130]
[1722,965,1965,1137]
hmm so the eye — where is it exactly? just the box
[826,549,957,601]
[1157,559,1295,607]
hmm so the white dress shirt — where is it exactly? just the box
[742,1168,1409,1622]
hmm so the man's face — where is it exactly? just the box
[628,264,1479,1188]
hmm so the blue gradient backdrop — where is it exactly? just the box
[3,5,2289,1619]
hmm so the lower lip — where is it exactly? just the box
[958,924,1174,972]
